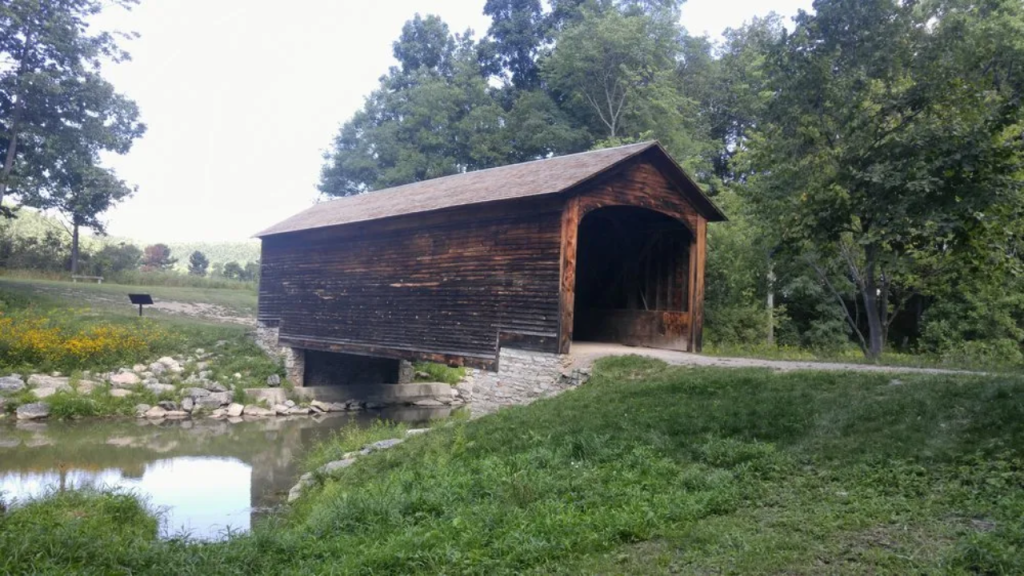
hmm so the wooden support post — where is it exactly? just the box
[558,197,581,354]
[688,218,707,352]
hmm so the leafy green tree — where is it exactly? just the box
[540,3,707,168]
[142,244,176,271]
[188,251,209,276]
[38,160,134,274]
[0,0,144,215]
[741,0,1024,358]
[320,15,508,195]
[222,261,244,281]
[89,242,142,276]
[481,0,546,89]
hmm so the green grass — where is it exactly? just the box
[412,361,467,385]
[703,341,1020,372]
[0,276,257,319]
[0,268,256,291]
[2,359,1023,574]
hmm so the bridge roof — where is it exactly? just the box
[256,141,724,238]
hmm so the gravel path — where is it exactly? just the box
[568,342,983,375]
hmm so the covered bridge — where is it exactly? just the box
[256,141,725,384]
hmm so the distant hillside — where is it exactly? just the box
[164,241,260,271]
[0,206,260,271]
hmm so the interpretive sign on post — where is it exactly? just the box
[128,294,154,317]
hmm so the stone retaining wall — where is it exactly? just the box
[467,348,591,417]
[253,323,590,415]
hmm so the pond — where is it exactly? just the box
[0,406,450,540]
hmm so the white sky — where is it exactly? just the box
[92,0,813,243]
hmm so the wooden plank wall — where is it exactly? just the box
[259,199,563,369]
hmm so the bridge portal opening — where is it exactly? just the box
[572,206,693,350]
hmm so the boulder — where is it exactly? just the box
[266,374,281,387]
[132,364,148,373]
[365,438,403,452]
[157,356,178,367]
[455,382,474,397]
[109,372,140,388]
[286,406,311,415]
[32,387,62,399]
[210,408,227,418]
[310,400,330,413]
[110,389,133,398]
[413,398,445,407]
[148,362,167,375]
[163,410,189,419]
[414,371,430,379]
[28,374,70,389]
[0,376,26,394]
[183,387,211,398]
[157,400,178,411]
[144,406,168,419]
[273,404,290,415]
[226,403,245,417]
[181,397,195,412]
[233,373,242,380]
[16,402,50,420]
[134,404,151,417]
[346,401,365,411]
[204,382,228,393]
[327,402,348,412]
[319,458,356,474]
[284,400,296,408]
[198,370,212,379]
[145,383,176,395]
[243,405,274,417]
[76,380,99,394]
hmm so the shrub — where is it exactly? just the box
[411,362,466,385]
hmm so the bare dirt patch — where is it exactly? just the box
[149,300,255,326]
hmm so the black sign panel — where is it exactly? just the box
[128,294,154,305]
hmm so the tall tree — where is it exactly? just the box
[481,0,546,89]
[188,250,209,276]
[0,0,144,215]
[741,0,1024,358]
[541,2,707,167]
[320,15,508,196]
[142,244,176,271]
[43,160,134,274]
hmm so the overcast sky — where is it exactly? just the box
[91,0,813,244]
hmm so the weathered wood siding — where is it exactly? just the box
[259,200,563,369]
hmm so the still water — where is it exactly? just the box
[0,407,448,540]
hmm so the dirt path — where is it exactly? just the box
[569,342,984,375]
[148,300,255,326]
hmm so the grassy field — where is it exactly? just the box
[1,358,1021,574]
[0,276,257,321]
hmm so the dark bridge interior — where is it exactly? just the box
[573,206,692,350]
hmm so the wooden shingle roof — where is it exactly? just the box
[256,141,724,237]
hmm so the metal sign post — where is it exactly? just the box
[128,294,154,317]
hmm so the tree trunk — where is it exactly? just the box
[766,263,776,345]
[70,223,80,274]
[861,245,885,359]
[0,37,33,209]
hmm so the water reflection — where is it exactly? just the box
[0,407,449,540]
